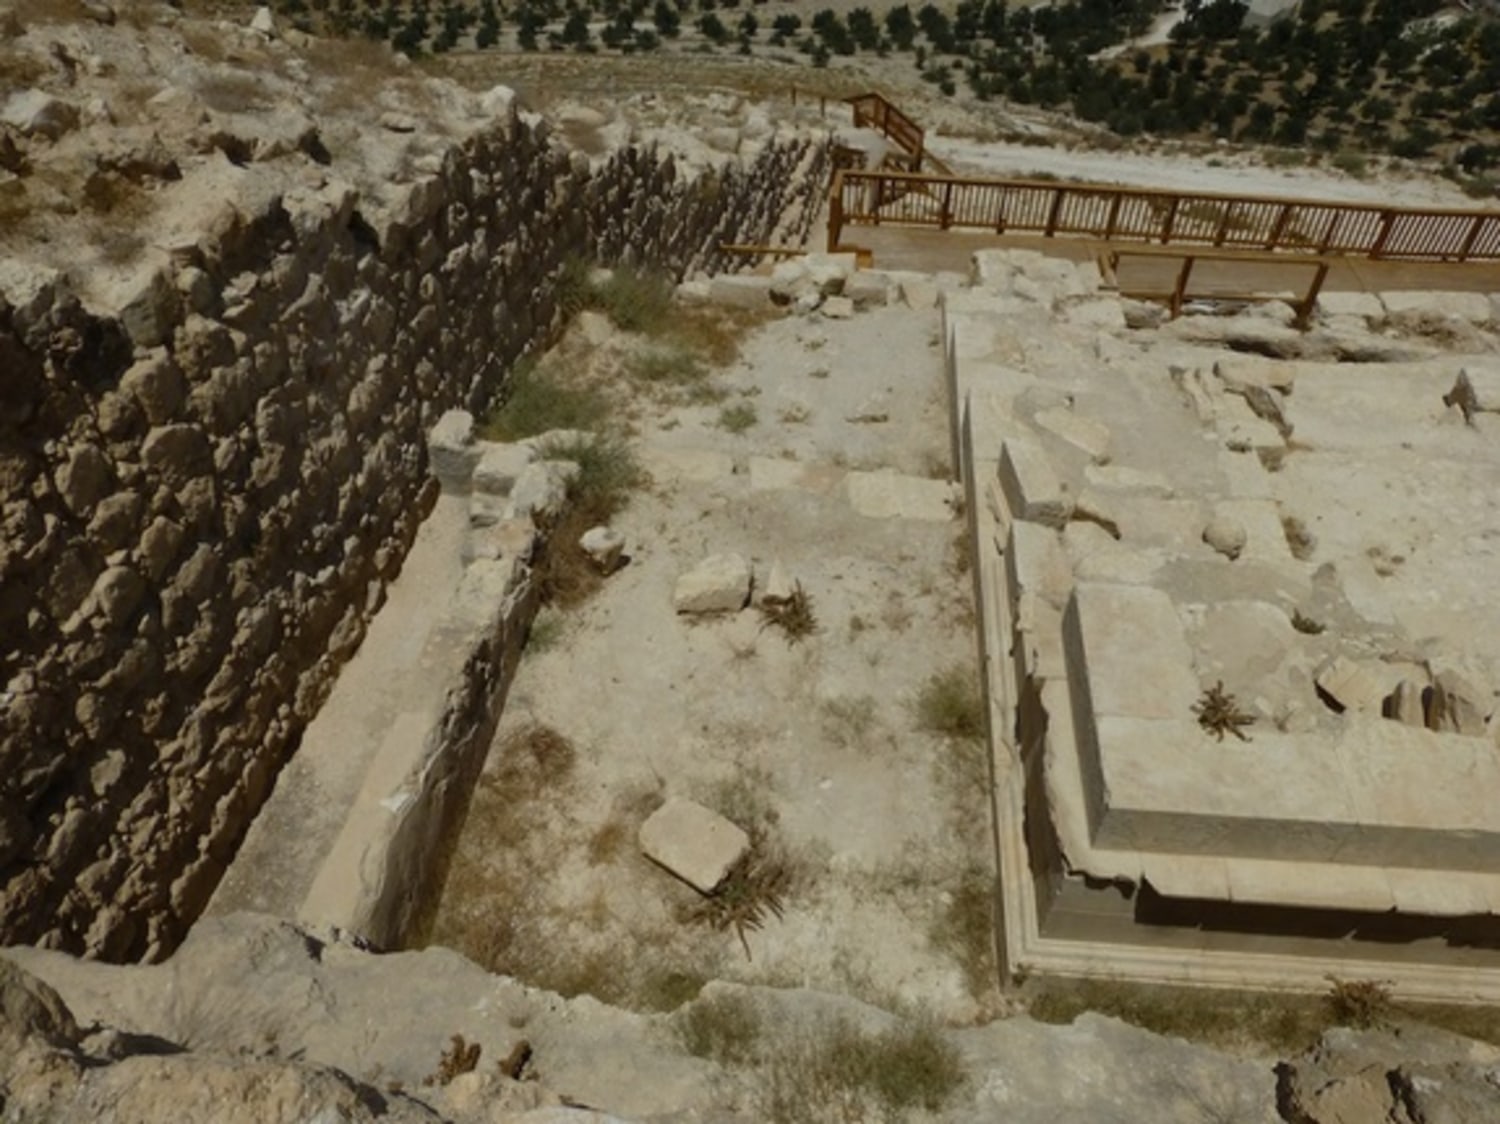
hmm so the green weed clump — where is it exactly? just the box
[915,665,986,741]
[480,360,609,442]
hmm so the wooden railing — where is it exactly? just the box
[845,92,954,176]
[1098,243,1332,327]
[827,168,1500,262]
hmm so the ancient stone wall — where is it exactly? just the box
[0,101,829,961]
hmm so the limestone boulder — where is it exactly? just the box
[472,443,536,497]
[1202,516,1247,561]
[428,410,477,491]
[578,525,624,572]
[638,798,750,893]
[673,553,751,613]
[2,90,80,141]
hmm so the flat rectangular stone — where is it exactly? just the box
[1084,464,1174,496]
[1316,291,1385,325]
[1226,858,1394,912]
[1006,521,1072,614]
[1385,867,1497,917]
[748,455,843,495]
[1092,718,1362,862]
[844,470,953,520]
[1140,853,1231,902]
[1062,583,1198,725]
[844,270,892,307]
[472,442,535,496]
[639,446,734,483]
[1035,407,1111,464]
[1216,449,1272,499]
[1212,356,1297,394]
[999,437,1070,528]
[1383,289,1492,326]
[638,798,749,894]
[1334,716,1500,871]
[708,274,773,310]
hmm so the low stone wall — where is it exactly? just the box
[0,98,829,961]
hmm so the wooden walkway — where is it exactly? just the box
[836,226,1500,295]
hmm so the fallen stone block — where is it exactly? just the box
[820,295,855,319]
[1383,679,1427,727]
[1427,669,1490,737]
[760,558,795,606]
[708,274,773,310]
[579,526,624,572]
[1383,289,1493,328]
[673,553,751,613]
[507,461,576,521]
[843,271,892,307]
[803,252,857,295]
[1035,407,1111,464]
[898,276,939,310]
[1316,655,1388,715]
[429,409,477,491]
[1316,290,1385,327]
[639,798,750,893]
[472,443,536,497]
[1202,515,1247,561]
[1212,356,1296,395]
[998,438,1071,528]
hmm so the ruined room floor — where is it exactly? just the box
[426,301,1001,1023]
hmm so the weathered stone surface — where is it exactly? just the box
[843,470,954,521]
[708,274,772,309]
[638,798,749,892]
[471,442,536,497]
[843,271,890,307]
[1316,655,1389,715]
[578,525,624,572]
[1383,679,1426,727]
[507,461,575,521]
[1443,367,1500,423]
[1427,668,1490,737]
[820,294,854,319]
[1202,515,1247,560]
[1034,407,1110,464]
[760,558,795,605]
[673,553,751,613]
[998,438,1071,528]
[2,90,79,140]
[55,444,113,516]
[428,409,477,491]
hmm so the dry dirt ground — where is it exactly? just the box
[427,294,1007,1025]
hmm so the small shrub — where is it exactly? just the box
[1326,977,1393,1028]
[676,992,763,1063]
[761,1017,966,1122]
[423,1034,481,1086]
[480,360,609,442]
[529,434,645,607]
[627,346,707,386]
[915,665,985,741]
[717,402,758,433]
[526,607,566,652]
[1331,150,1368,178]
[930,866,996,997]
[1290,610,1324,635]
[759,581,818,643]
[1194,681,1254,742]
[594,265,675,333]
[821,695,877,747]
[683,840,792,960]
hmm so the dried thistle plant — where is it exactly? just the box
[1194,681,1254,742]
[684,841,792,960]
[424,1034,481,1086]
[759,581,818,644]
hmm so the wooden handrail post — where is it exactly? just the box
[828,170,844,251]
[1170,255,1194,318]
[1370,210,1397,259]
[940,181,954,230]
[1213,203,1235,247]
[1265,202,1294,250]
[1104,193,1122,240]
[1160,197,1180,244]
[1297,261,1330,329]
[1458,214,1487,261]
[1044,189,1066,237]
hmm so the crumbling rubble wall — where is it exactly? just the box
[0,103,829,961]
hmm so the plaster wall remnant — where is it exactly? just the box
[0,95,828,962]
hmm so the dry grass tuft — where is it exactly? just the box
[758,581,818,644]
[682,838,792,960]
[915,664,985,741]
[1194,681,1254,742]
